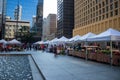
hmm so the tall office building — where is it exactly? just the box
[0,0,6,39]
[57,0,74,38]
[0,0,2,13]
[42,18,48,40]
[30,16,37,32]
[36,0,43,40]
[42,14,57,40]
[73,0,120,36]
[14,5,22,21]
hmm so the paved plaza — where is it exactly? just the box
[0,50,120,80]
[32,51,120,80]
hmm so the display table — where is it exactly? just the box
[69,49,120,66]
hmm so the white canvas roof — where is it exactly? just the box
[69,35,81,42]
[87,28,120,41]
[0,39,7,44]
[80,32,96,41]
[56,36,69,42]
[8,39,21,44]
[50,38,58,43]
[35,41,44,44]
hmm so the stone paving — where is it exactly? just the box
[0,55,33,80]
[32,51,120,80]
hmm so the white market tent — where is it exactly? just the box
[8,39,21,44]
[44,40,50,44]
[56,36,69,42]
[80,32,96,41]
[87,28,120,41]
[34,41,44,44]
[50,38,58,43]
[69,35,81,42]
[79,32,96,60]
[87,28,120,65]
[0,39,7,44]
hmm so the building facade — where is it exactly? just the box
[57,0,74,38]
[73,0,120,36]
[0,14,2,29]
[5,20,30,40]
[0,0,6,39]
[30,16,37,32]
[42,18,49,40]
[42,14,57,40]
[36,0,43,40]
[14,5,22,21]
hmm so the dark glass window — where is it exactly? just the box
[99,10,101,14]
[115,10,118,15]
[110,0,113,3]
[110,4,113,10]
[115,2,118,8]
[106,0,108,5]
[106,13,108,18]
[103,8,105,13]
[102,2,105,7]
[96,11,98,16]
[102,15,105,19]
[99,3,101,8]
[106,6,108,12]
[99,16,101,20]
[110,12,113,17]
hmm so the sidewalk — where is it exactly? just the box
[31,51,120,80]
[0,50,32,54]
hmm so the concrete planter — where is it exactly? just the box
[113,54,120,66]
[88,53,97,61]
[102,54,110,63]
[96,53,104,62]
[69,50,74,56]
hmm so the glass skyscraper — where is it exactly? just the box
[36,0,43,40]
[57,0,74,38]
[0,0,6,39]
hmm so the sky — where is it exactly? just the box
[6,0,57,25]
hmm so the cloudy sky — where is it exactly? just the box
[43,0,57,18]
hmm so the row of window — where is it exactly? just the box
[75,1,119,14]
[74,18,120,35]
[5,33,13,37]
[76,9,119,22]
[76,0,117,8]
[75,9,119,27]
[79,9,118,19]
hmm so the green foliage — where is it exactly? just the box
[101,50,111,55]
[60,50,65,55]
[21,32,36,43]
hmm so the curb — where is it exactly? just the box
[30,55,46,80]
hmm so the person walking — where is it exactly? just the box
[54,45,57,57]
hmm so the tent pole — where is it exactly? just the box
[110,40,113,66]
[85,41,88,60]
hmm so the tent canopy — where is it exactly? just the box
[69,35,81,42]
[80,32,96,41]
[50,38,58,43]
[87,28,120,41]
[0,39,7,44]
[44,40,50,44]
[56,36,69,42]
[8,39,21,44]
[34,41,44,44]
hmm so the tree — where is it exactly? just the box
[21,32,36,43]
